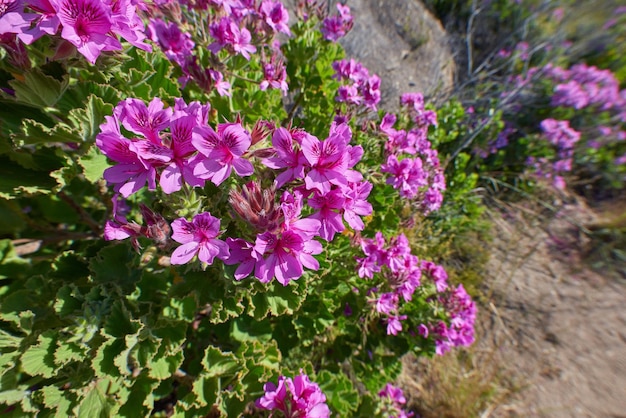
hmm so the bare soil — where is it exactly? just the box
[483,199,626,417]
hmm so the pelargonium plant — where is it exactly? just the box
[0,1,476,416]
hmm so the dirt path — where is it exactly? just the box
[484,200,626,417]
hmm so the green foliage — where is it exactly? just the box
[0,4,498,418]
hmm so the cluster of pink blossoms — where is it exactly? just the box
[546,63,626,114]
[145,0,292,97]
[527,118,581,189]
[427,283,476,356]
[378,383,414,418]
[0,0,151,63]
[380,93,445,214]
[256,372,330,418]
[357,232,476,352]
[320,2,353,42]
[98,97,373,285]
[332,58,382,111]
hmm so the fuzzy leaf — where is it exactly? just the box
[20,331,56,378]
[201,346,239,379]
[316,370,359,415]
[77,383,114,418]
[78,145,110,183]
[67,95,113,143]
[191,376,219,407]
[11,119,81,147]
[148,348,183,381]
[0,157,57,198]
[9,69,68,108]
[89,243,141,292]
[54,341,86,367]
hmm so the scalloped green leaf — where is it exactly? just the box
[76,383,114,418]
[39,384,74,416]
[316,370,360,416]
[89,243,141,292]
[20,331,57,378]
[104,300,140,338]
[54,340,86,367]
[191,376,219,408]
[0,157,57,198]
[11,119,81,147]
[67,95,113,143]
[9,68,69,108]
[78,145,110,183]
[201,346,239,379]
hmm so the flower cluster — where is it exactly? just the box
[144,0,292,97]
[378,383,414,418]
[379,93,445,214]
[358,233,442,336]
[320,2,353,42]
[527,118,581,189]
[1,0,151,63]
[429,283,477,356]
[256,372,330,418]
[97,97,373,285]
[96,97,210,197]
[332,58,382,112]
[356,231,475,348]
[547,63,625,113]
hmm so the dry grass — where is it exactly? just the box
[399,328,522,418]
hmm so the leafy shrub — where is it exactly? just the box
[0,1,481,417]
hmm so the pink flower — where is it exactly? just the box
[192,122,254,186]
[254,227,321,285]
[301,123,352,194]
[116,97,172,144]
[308,189,345,241]
[96,117,158,197]
[0,0,35,36]
[52,0,122,64]
[321,3,352,42]
[386,314,407,336]
[256,372,330,418]
[263,127,306,188]
[259,0,291,36]
[208,17,256,60]
[148,18,195,67]
[170,212,229,265]
[259,53,288,96]
[341,180,372,231]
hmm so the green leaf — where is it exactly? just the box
[11,119,81,147]
[0,156,57,198]
[201,346,239,379]
[209,294,245,324]
[92,338,124,379]
[104,300,139,338]
[54,341,86,367]
[89,243,141,292]
[316,370,359,415]
[9,69,68,108]
[78,145,110,183]
[191,376,219,407]
[0,329,20,349]
[67,95,113,143]
[39,385,74,416]
[0,239,30,280]
[76,382,114,418]
[20,331,57,378]
[148,348,183,381]
[264,280,307,316]
[230,317,272,343]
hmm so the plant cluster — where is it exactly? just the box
[0,1,479,417]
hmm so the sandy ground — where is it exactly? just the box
[484,199,626,417]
